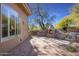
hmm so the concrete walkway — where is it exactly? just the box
[2,36,79,56]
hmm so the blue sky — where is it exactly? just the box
[2,3,74,27]
[28,3,74,26]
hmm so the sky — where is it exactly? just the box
[2,3,74,27]
[28,3,74,26]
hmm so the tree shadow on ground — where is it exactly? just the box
[2,36,38,56]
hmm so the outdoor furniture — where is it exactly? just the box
[75,34,79,42]
[47,29,52,34]
[54,29,66,40]
[66,32,79,42]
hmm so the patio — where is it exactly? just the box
[2,36,79,56]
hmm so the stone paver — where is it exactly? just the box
[30,36,79,56]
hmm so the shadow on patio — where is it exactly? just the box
[2,36,39,56]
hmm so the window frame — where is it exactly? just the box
[0,4,1,42]
[1,4,21,42]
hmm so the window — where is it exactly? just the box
[2,4,8,37]
[10,15,16,35]
[0,4,1,40]
[16,16,21,34]
[1,4,21,41]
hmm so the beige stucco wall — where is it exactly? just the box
[0,4,30,53]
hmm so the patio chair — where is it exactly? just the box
[68,32,79,42]
[54,29,67,40]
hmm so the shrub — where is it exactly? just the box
[66,46,77,52]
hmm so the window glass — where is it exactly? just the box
[10,15,15,35]
[0,4,1,39]
[2,4,8,37]
[16,16,21,34]
[8,5,19,36]
[1,4,21,39]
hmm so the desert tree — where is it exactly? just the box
[30,4,55,30]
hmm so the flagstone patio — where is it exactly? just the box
[2,36,79,56]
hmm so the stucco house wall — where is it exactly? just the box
[0,3,31,53]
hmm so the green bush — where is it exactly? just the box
[52,29,56,32]
[66,46,77,52]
